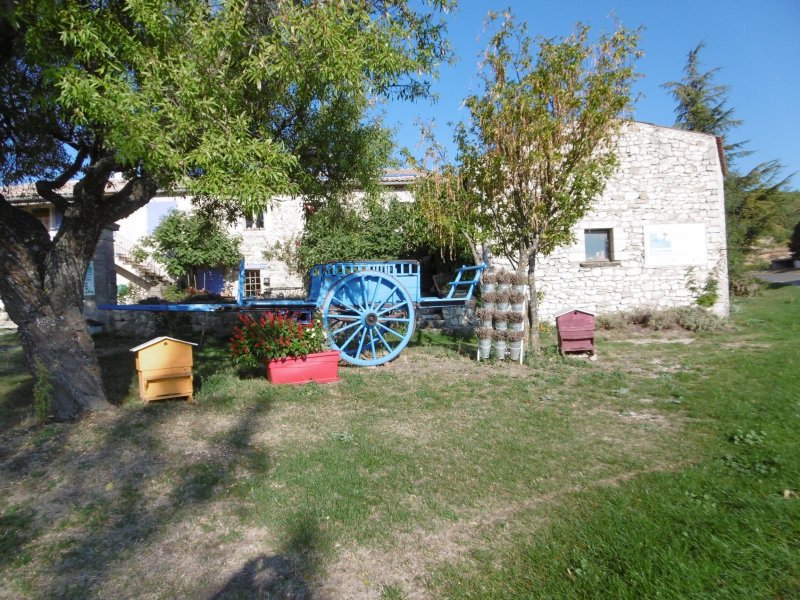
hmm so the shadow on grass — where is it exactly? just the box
[0,331,34,431]
[0,388,276,598]
[208,511,325,600]
[767,281,800,289]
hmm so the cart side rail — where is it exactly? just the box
[309,260,421,304]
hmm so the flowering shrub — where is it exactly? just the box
[230,312,328,367]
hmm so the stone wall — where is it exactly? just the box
[110,310,244,340]
[493,122,729,321]
[239,197,306,292]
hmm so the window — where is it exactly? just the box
[584,229,612,261]
[245,212,264,229]
[244,270,262,297]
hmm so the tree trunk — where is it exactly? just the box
[0,208,113,419]
[16,303,110,420]
[520,248,541,354]
[0,165,157,420]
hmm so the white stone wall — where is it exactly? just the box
[494,121,729,321]
[238,196,306,293]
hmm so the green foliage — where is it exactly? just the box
[686,267,719,308]
[663,42,742,156]
[3,0,454,198]
[230,312,328,367]
[161,284,185,303]
[265,195,464,278]
[773,191,800,243]
[789,220,800,259]
[117,283,145,304]
[460,14,641,263]
[32,359,52,423]
[135,210,241,279]
[665,43,793,294]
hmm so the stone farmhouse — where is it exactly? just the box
[1,120,728,330]
[495,121,729,320]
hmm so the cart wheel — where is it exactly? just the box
[322,271,416,367]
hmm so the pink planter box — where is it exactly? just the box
[266,350,340,385]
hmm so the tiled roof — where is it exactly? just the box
[3,170,420,202]
[1,174,127,203]
[379,169,422,184]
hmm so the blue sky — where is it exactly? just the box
[385,0,800,188]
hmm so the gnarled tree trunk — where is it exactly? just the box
[0,197,109,419]
[0,162,157,420]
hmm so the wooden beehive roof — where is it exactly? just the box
[553,308,596,318]
[129,336,198,353]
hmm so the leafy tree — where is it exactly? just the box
[264,194,468,281]
[414,12,641,352]
[136,210,241,285]
[0,0,453,419]
[664,43,792,290]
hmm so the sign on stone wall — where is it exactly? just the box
[84,261,95,296]
[644,223,707,267]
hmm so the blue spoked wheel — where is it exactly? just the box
[321,271,416,367]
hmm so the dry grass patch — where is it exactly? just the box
[0,329,710,599]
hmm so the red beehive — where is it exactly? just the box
[555,308,596,355]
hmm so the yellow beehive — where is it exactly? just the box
[130,336,197,403]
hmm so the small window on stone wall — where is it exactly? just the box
[244,269,262,297]
[245,212,264,230]
[584,229,613,261]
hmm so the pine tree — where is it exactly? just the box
[664,43,791,293]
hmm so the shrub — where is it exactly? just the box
[596,313,627,330]
[509,291,525,304]
[506,330,524,342]
[495,270,512,284]
[495,291,510,304]
[790,220,800,258]
[492,329,507,341]
[674,306,725,332]
[648,310,678,331]
[475,308,494,321]
[117,283,145,304]
[482,291,497,304]
[493,311,508,323]
[481,271,497,284]
[729,272,762,297]
[510,271,527,285]
[476,327,493,340]
[506,311,524,323]
[596,307,725,333]
[687,267,720,307]
[162,284,185,303]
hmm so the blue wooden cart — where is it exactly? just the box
[101,260,485,367]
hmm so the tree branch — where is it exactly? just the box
[35,148,89,212]
[102,175,159,223]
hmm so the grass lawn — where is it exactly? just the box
[0,286,798,599]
